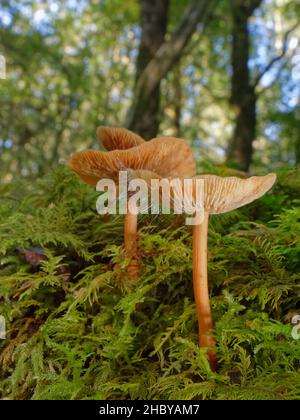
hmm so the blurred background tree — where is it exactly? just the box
[0,0,299,180]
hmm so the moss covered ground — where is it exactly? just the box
[0,166,299,400]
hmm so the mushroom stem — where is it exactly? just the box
[192,211,217,371]
[124,203,139,280]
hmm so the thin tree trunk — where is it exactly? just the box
[296,108,300,167]
[173,65,182,138]
[127,0,213,138]
[227,0,262,172]
[130,0,169,139]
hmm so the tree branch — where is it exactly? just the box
[126,0,215,129]
[253,22,300,88]
[257,54,292,95]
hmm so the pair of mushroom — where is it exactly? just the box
[69,127,196,279]
[69,127,276,370]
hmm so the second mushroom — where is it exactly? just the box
[135,171,276,370]
[190,173,276,370]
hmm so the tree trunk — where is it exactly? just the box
[130,0,169,139]
[296,108,300,167]
[127,0,213,139]
[227,0,262,172]
[172,65,182,138]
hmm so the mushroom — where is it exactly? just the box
[98,127,144,280]
[68,127,196,279]
[136,171,276,370]
[190,173,277,370]
[97,126,145,150]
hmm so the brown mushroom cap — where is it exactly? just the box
[126,172,276,215]
[68,136,196,186]
[97,127,144,151]
[196,173,277,214]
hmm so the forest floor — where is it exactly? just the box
[0,165,299,400]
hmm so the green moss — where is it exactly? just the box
[0,166,299,400]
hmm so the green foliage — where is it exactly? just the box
[1,0,299,178]
[0,166,299,400]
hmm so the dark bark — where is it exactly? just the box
[172,65,182,137]
[131,0,169,139]
[296,113,300,167]
[127,0,212,139]
[227,0,262,172]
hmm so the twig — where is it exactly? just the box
[253,22,300,88]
